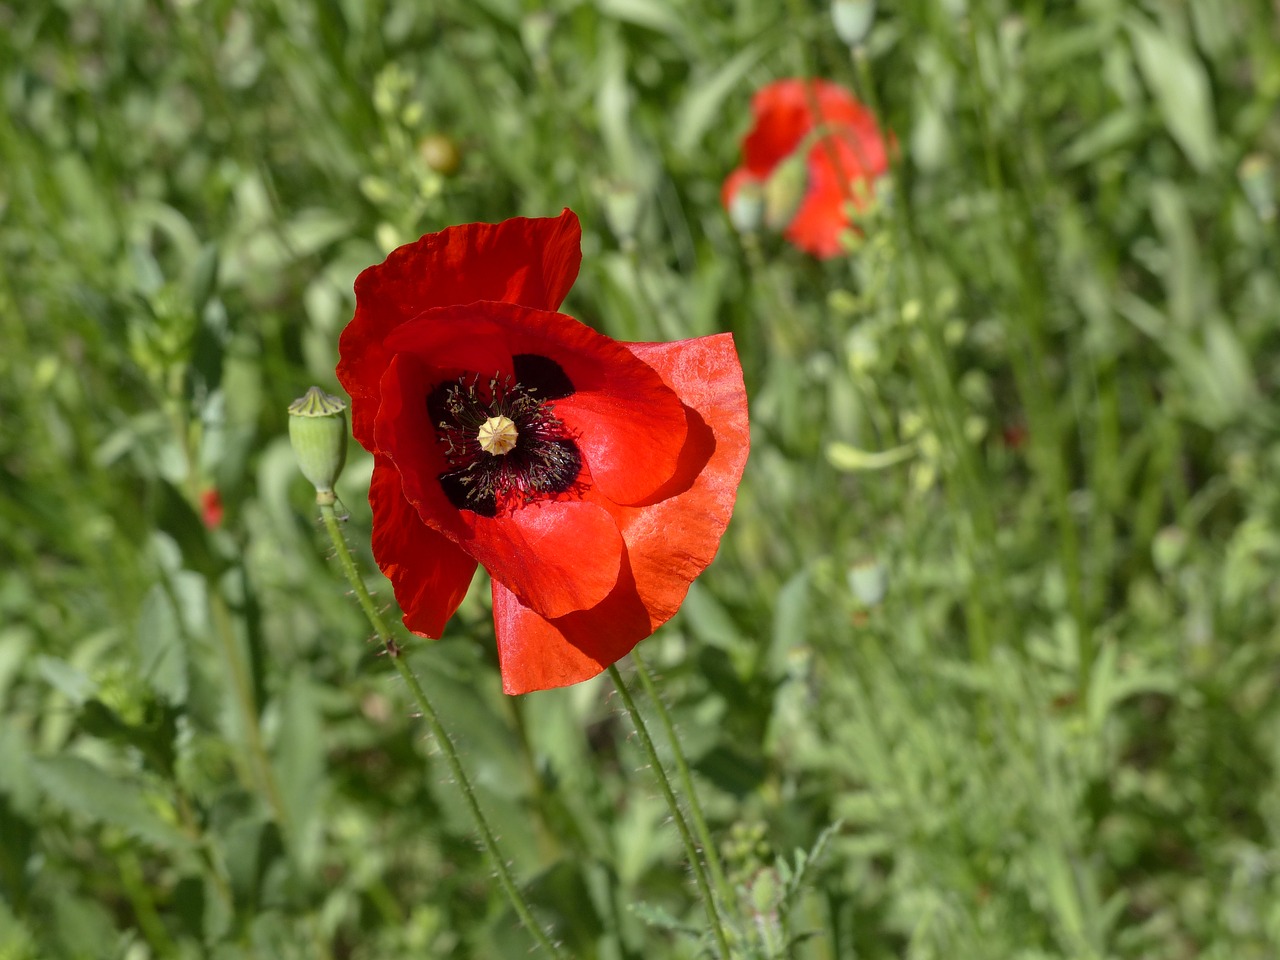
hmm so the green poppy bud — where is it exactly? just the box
[288,386,348,503]
[763,150,810,231]
[728,179,765,234]
[831,0,876,47]
[848,557,888,607]
[601,179,642,248]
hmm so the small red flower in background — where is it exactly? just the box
[723,78,890,258]
[1001,423,1029,450]
[337,210,749,694]
[200,488,224,529]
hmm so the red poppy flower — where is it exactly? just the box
[722,78,889,258]
[200,488,224,529]
[337,210,749,694]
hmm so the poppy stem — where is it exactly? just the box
[629,650,735,908]
[317,500,568,959]
[607,663,735,960]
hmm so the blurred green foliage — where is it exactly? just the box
[2,0,1280,957]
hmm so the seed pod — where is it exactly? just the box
[288,387,349,502]
[831,0,876,47]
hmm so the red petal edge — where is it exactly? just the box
[338,209,583,450]
[369,456,478,638]
[491,333,749,694]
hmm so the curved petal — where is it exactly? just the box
[382,314,517,382]
[605,334,749,620]
[373,353,473,542]
[339,209,583,448]
[812,81,886,156]
[472,497,624,619]
[375,352,626,620]
[369,456,477,638]
[490,333,749,695]
[387,301,688,505]
[742,80,816,175]
[787,137,885,258]
[739,78,888,197]
[491,563,651,694]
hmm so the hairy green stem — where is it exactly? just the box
[607,664,733,960]
[629,650,733,908]
[317,500,568,959]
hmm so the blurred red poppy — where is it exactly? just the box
[200,488,224,529]
[723,79,889,258]
[337,210,749,694]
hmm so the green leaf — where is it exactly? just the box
[1149,180,1203,329]
[673,44,763,156]
[138,582,189,705]
[272,674,326,872]
[1127,14,1217,171]
[34,655,97,706]
[0,627,32,709]
[30,754,191,851]
[768,569,810,678]
[596,0,687,41]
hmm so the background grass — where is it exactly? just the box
[3,0,1280,957]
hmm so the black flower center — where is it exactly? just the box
[428,354,581,517]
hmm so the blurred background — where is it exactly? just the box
[3,0,1280,957]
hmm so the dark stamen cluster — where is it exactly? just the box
[428,369,581,517]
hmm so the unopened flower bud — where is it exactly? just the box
[832,0,876,47]
[848,557,888,607]
[728,178,765,234]
[763,150,809,231]
[601,179,643,248]
[288,387,348,503]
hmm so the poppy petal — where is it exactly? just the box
[608,335,749,619]
[732,79,889,258]
[383,300,688,505]
[788,137,884,258]
[369,456,478,638]
[742,80,816,174]
[339,209,583,447]
[472,497,624,619]
[375,352,626,620]
[490,333,749,694]
[373,353,473,543]
[491,564,650,694]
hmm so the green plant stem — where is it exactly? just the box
[118,845,179,957]
[607,664,733,960]
[316,500,567,960]
[629,650,734,908]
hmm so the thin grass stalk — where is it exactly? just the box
[607,664,734,960]
[629,649,734,907]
